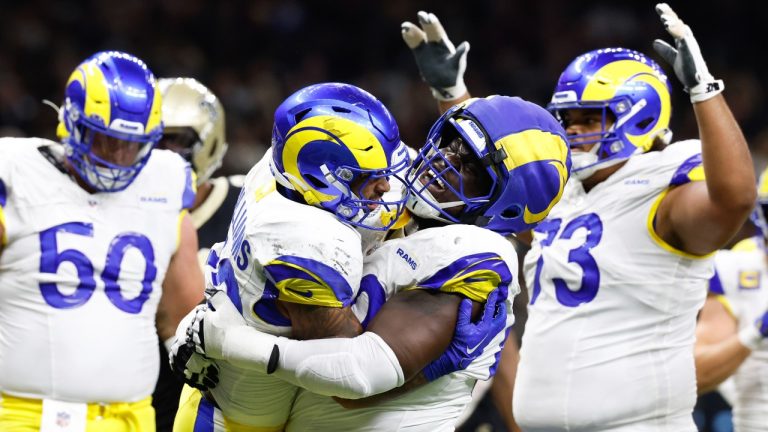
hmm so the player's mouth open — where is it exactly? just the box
[420,168,446,193]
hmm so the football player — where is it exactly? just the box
[151,77,241,432]
[169,82,412,431]
[516,5,754,430]
[0,51,204,431]
[694,168,768,431]
[405,4,756,431]
[174,94,571,431]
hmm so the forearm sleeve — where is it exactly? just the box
[273,332,405,399]
[218,326,405,399]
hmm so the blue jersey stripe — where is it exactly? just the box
[708,270,725,295]
[264,255,354,306]
[182,163,196,210]
[0,178,6,207]
[418,252,513,301]
[670,153,703,186]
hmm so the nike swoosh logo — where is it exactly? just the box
[285,287,313,298]
[466,334,492,355]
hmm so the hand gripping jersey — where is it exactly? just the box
[285,225,519,432]
[202,152,365,428]
[515,140,712,431]
[709,238,768,431]
[0,138,194,402]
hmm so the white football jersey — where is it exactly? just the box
[515,140,712,431]
[0,138,194,402]
[205,151,365,427]
[709,238,768,431]
[286,225,519,432]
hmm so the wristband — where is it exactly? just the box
[738,324,763,351]
[689,79,724,103]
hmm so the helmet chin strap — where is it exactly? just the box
[571,146,632,181]
[570,110,639,181]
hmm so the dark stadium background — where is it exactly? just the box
[1,1,761,431]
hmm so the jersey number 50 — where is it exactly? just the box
[39,222,156,313]
[530,214,603,307]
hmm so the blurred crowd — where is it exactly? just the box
[1,0,766,174]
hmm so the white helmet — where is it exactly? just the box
[158,77,227,184]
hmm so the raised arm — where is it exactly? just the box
[401,11,472,114]
[652,3,756,255]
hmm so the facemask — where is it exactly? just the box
[570,146,600,181]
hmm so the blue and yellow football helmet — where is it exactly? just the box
[406,95,571,234]
[270,83,410,230]
[548,48,672,178]
[58,51,163,192]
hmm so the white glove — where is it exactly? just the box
[652,3,724,103]
[189,290,247,358]
[401,11,469,101]
[190,289,280,374]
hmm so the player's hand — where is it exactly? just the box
[738,309,768,350]
[652,3,723,103]
[168,306,219,390]
[422,289,508,381]
[188,289,248,360]
[169,337,220,391]
[401,11,469,101]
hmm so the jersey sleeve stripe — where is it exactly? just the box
[646,189,715,259]
[0,178,6,207]
[175,210,187,251]
[181,164,197,210]
[0,206,6,247]
[264,255,354,307]
[708,270,725,295]
[669,153,705,186]
[713,294,736,319]
[731,237,760,252]
[0,178,6,246]
[417,253,513,302]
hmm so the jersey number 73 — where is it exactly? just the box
[530,213,603,307]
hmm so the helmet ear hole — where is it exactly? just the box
[636,117,653,129]
[501,205,522,219]
[304,173,327,189]
[294,108,312,123]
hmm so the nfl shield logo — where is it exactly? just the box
[56,411,71,428]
